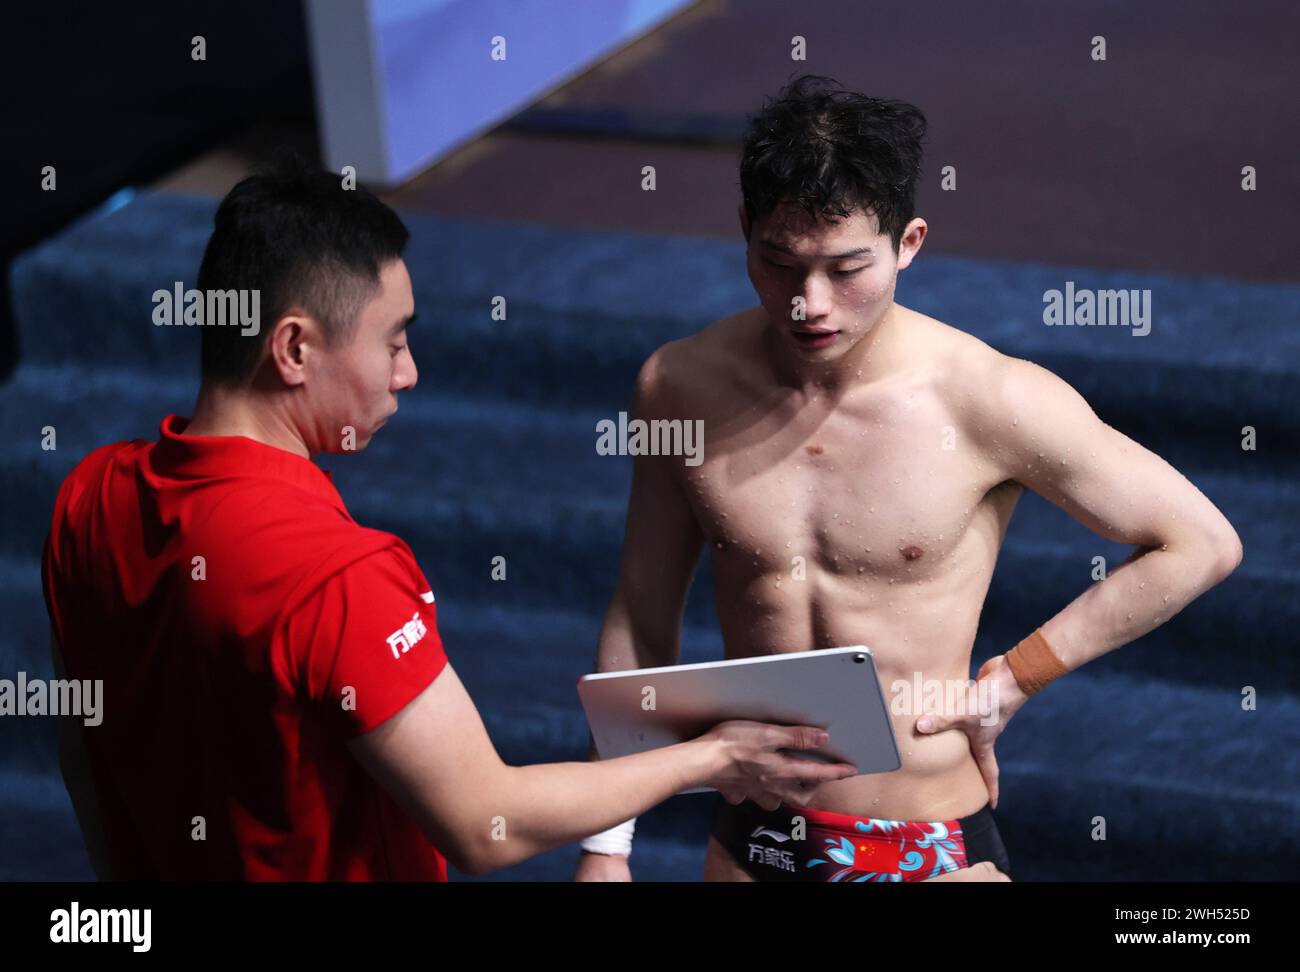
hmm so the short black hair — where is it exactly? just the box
[197,152,410,385]
[739,75,927,251]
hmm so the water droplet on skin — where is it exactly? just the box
[857,566,865,574]
[1139,582,1146,589]
[1012,418,1019,426]
[1126,613,1134,620]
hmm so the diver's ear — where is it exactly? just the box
[895,217,928,271]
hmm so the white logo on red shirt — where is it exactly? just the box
[386,611,428,660]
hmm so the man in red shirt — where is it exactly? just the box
[42,159,855,881]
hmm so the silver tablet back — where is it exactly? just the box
[578,646,901,787]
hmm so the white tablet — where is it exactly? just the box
[577,646,900,792]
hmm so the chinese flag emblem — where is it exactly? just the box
[854,839,901,873]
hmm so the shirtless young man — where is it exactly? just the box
[574,76,1242,883]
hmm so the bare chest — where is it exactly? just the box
[681,386,1000,582]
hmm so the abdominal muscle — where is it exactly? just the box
[714,567,994,823]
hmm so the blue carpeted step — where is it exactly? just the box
[0,365,1295,692]
[5,190,1297,882]
[5,565,1294,880]
[0,365,1294,695]
[10,191,1300,453]
[0,770,94,881]
[7,644,1296,882]
[385,605,1300,882]
[10,758,1285,882]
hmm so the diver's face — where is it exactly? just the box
[745,203,910,361]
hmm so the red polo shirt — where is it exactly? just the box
[41,414,450,880]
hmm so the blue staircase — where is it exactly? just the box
[2,190,1296,880]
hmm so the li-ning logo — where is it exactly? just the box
[386,611,428,660]
[748,824,796,870]
[748,843,797,872]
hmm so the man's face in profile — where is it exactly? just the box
[306,258,418,453]
[745,203,915,363]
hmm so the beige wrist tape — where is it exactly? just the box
[1004,628,1069,696]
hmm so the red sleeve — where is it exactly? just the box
[284,545,449,736]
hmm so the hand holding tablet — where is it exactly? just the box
[579,646,900,796]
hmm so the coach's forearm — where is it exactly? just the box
[473,739,724,872]
[1037,536,1239,672]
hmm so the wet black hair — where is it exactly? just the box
[739,75,927,251]
[196,151,410,385]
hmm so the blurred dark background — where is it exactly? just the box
[1,1,1297,882]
